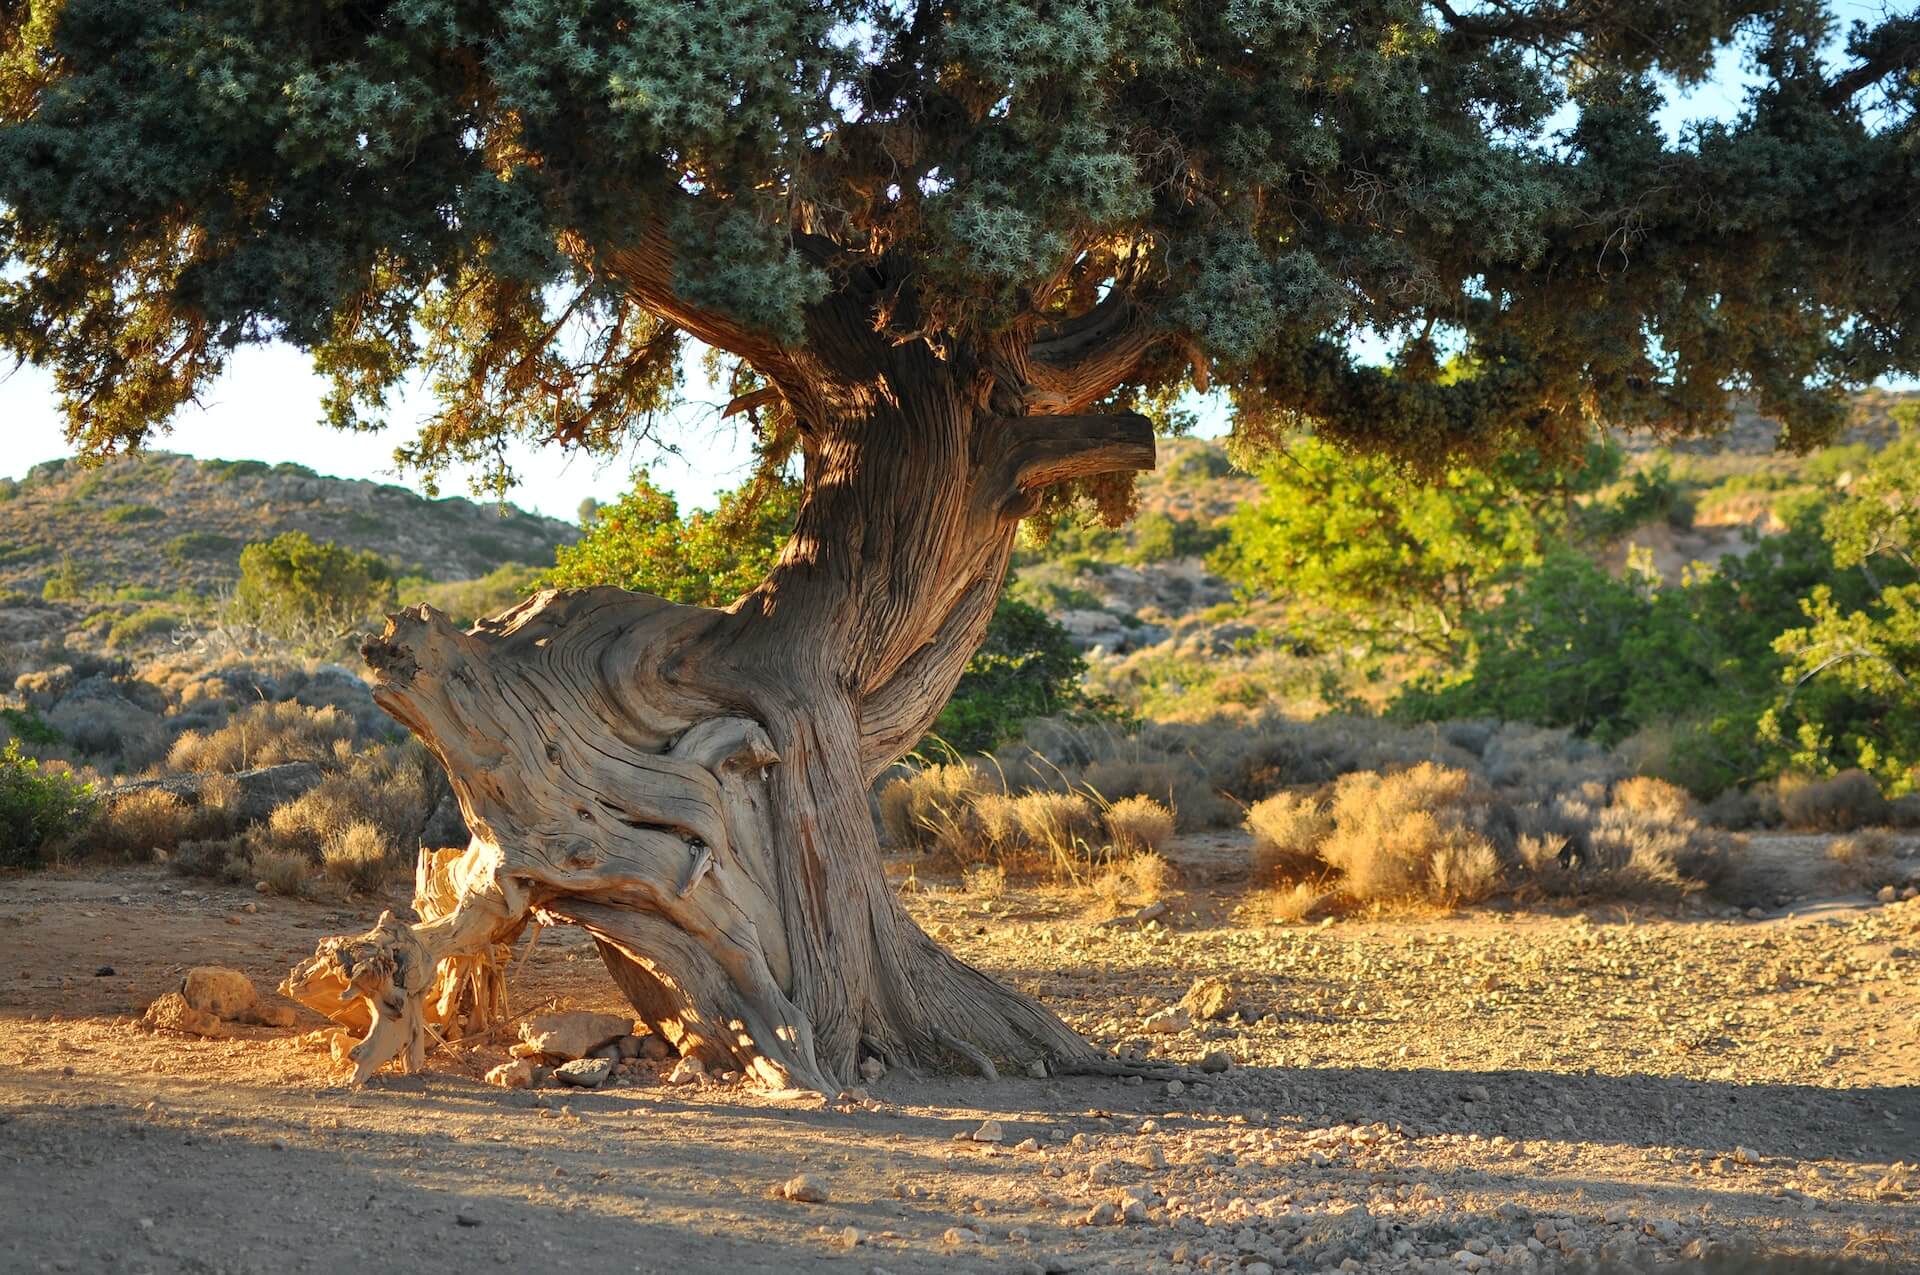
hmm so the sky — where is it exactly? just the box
[0,18,1887,522]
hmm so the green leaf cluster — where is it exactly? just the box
[0,741,94,868]
[233,531,396,644]
[1216,435,1619,661]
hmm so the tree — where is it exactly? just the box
[5,1,1916,1090]
[1765,414,1920,793]
[233,531,396,648]
[555,470,1102,753]
[1216,436,1616,661]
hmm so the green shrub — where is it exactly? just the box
[233,531,395,645]
[165,531,240,565]
[40,555,84,601]
[206,458,271,481]
[550,471,799,606]
[0,706,61,746]
[102,503,164,525]
[0,741,95,867]
[106,607,184,649]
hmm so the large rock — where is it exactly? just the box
[181,966,259,1019]
[1180,975,1239,1022]
[515,1010,634,1061]
[45,675,163,757]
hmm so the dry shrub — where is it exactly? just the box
[1319,764,1509,906]
[252,846,313,896]
[88,789,197,858]
[88,771,248,859]
[876,762,990,853]
[1778,770,1888,832]
[1826,829,1899,890]
[1104,794,1175,856]
[1260,881,1335,924]
[1081,757,1230,831]
[257,743,432,857]
[166,701,356,774]
[1086,851,1174,914]
[1008,790,1101,875]
[322,821,395,893]
[1517,792,1743,901]
[1246,791,1332,879]
[171,837,248,881]
[960,863,1006,899]
[1611,776,1694,820]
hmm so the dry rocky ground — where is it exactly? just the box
[0,839,1915,1275]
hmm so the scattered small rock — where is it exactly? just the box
[485,1060,536,1089]
[944,1226,982,1244]
[972,1119,1005,1143]
[1180,975,1237,1021]
[778,1174,828,1204]
[1142,1006,1191,1034]
[668,1057,706,1085]
[554,1057,613,1089]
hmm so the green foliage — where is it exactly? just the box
[165,530,240,566]
[0,477,17,501]
[0,741,94,868]
[1401,425,1920,796]
[40,554,82,600]
[550,472,800,607]
[102,502,164,525]
[0,706,60,746]
[1218,436,1616,660]
[233,531,395,644]
[105,606,185,649]
[3,1,1913,483]
[205,459,270,482]
[931,596,1109,755]
[1764,423,1920,792]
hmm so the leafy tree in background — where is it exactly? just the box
[1218,437,1618,660]
[5,0,1916,1086]
[550,473,802,607]
[233,531,395,646]
[1766,417,1920,792]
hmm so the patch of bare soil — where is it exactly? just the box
[1,857,1915,1274]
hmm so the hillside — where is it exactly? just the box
[0,452,577,598]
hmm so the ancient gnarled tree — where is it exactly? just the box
[4,1,1915,1089]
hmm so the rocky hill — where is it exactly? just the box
[0,452,577,597]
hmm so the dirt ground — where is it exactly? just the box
[1,837,1916,1275]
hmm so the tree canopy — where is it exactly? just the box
[4,0,1917,490]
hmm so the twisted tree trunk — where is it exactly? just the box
[290,309,1155,1091]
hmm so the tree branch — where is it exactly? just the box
[1025,294,1163,412]
[980,412,1157,515]
[600,215,799,382]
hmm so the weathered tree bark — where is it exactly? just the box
[288,267,1156,1092]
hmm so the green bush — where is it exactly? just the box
[165,530,240,565]
[40,555,84,601]
[206,458,270,481]
[550,471,799,606]
[233,531,395,644]
[106,607,185,649]
[102,503,165,525]
[932,595,1111,754]
[0,707,61,746]
[0,741,95,867]
[1216,435,1618,661]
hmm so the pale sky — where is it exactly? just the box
[0,23,1889,521]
